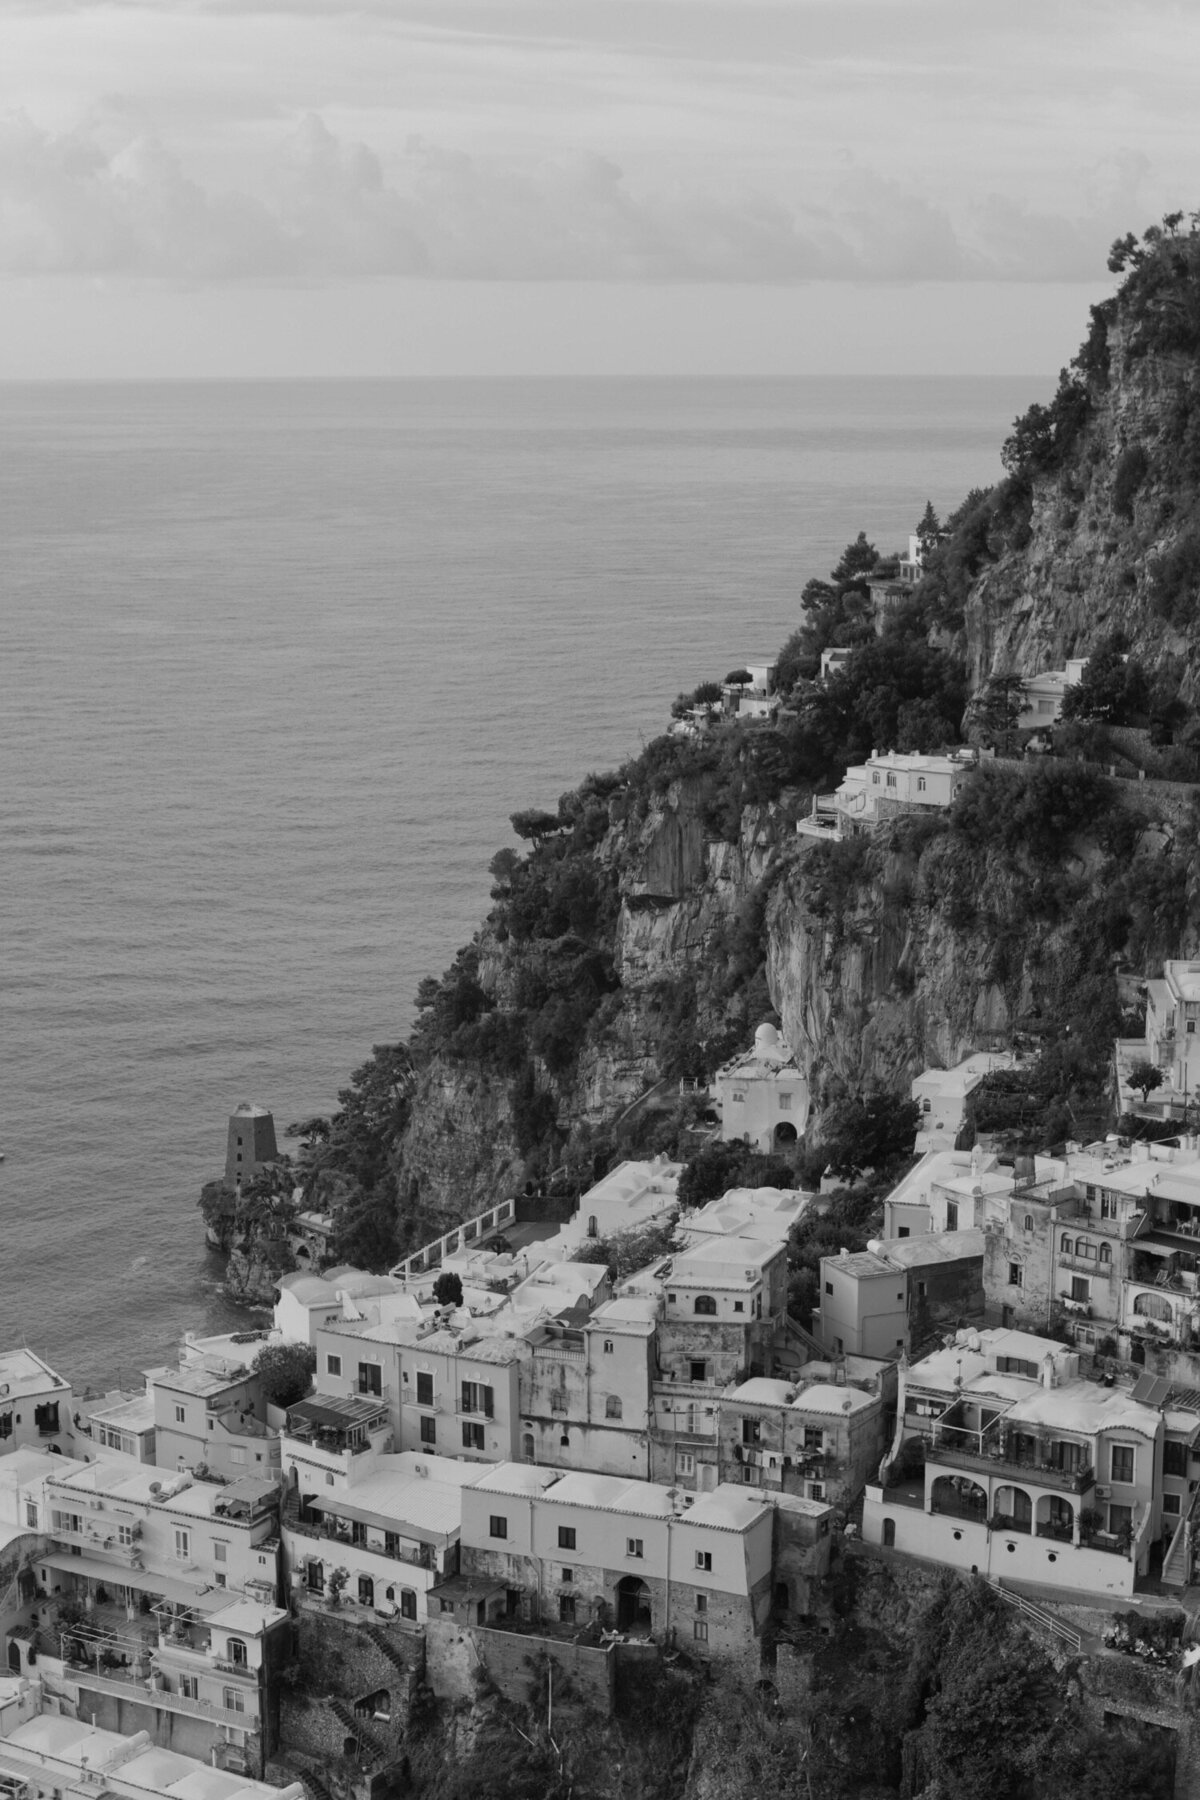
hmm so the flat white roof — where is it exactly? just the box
[0,1347,68,1398]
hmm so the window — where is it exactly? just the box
[689,1361,707,1384]
[603,1340,614,1355]
[605,1396,623,1420]
[733,1299,745,1314]
[559,1594,576,1623]
[917,776,927,792]
[215,1573,227,1588]
[627,1538,643,1558]
[1100,1192,1117,1220]
[1164,1493,1182,1516]
[174,1528,190,1560]
[1070,1277,1089,1302]
[695,1550,712,1572]
[1164,1440,1190,1479]
[695,1594,707,1613]
[523,1433,535,1461]
[25,1502,37,1529]
[174,1405,186,1424]
[742,1419,761,1446]
[306,1561,324,1592]
[222,1688,246,1715]
[213,1541,227,1562]
[693,1620,708,1642]
[560,1566,573,1583]
[778,1093,791,1111]
[420,1416,437,1445]
[1008,1262,1023,1289]
[803,1426,822,1451]
[358,1575,374,1607]
[179,1676,199,1700]
[326,1354,342,1377]
[1099,1243,1112,1265]
[358,1362,382,1398]
[1111,1444,1135,1485]
[489,1515,508,1540]
[886,773,897,788]
[461,1381,494,1418]
[824,1281,833,1295]
[1060,1233,1071,1252]
[946,1201,958,1231]
[694,1295,717,1316]
[558,1526,576,1550]
[809,1483,825,1502]
[550,1391,569,1414]
[400,1589,417,1620]
[462,1422,485,1450]
[667,1293,677,1305]
[676,1451,695,1477]
[228,1637,248,1667]
[1075,1238,1094,1259]
[1023,1215,1033,1233]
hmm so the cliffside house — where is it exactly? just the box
[280,1447,488,1627]
[273,1269,415,1347]
[553,1156,683,1253]
[797,746,979,841]
[519,1294,658,1479]
[910,1053,1022,1152]
[863,1328,1165,1597]
[712,1023,808,1152]
[78,1389,157,1464]
[722,660,776,722]
[819,646,853,684]
[881,1146,1014,1240]
[0,1350,74,1460]
[448,1464,779,1662]
[1015,656,1089,730]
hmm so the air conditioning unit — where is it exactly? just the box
[1095,1486,1111,1500]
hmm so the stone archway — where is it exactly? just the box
[774,1122,798,1146]
[616,1575,652,1634]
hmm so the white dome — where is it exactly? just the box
[753,1022,781,1061]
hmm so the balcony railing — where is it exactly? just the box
[928,1435,1094,1495]
[289,1513,433,1570]
[990,1512,1032,1535]
[65,1664,258,1728]
[1035,1520,1074,1541]
[1057,1251,1113,1276]
[928,1492,988,1525]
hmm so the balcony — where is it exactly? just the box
[929,1491,987,1525]
[288,1509,433,1571]
[1058,1251,1113,1276]
[284,1394,390,1458]
[66,1664,258,1729]
[989,1511,1032,1536]
[928,1433,1094,1496]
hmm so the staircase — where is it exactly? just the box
[1161,1510,1193,1588]
[327,1696,388,1761]
[986,1579,1083,1652]
[297,1768,336,1800]
[363,1622,413,1677]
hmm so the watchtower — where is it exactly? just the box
[225,1102,279,1189]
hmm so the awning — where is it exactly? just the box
[36,1552,226,1613]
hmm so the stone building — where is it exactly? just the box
[225,1103,279,1189]
[716,1366,890,1512]
[518,1295,657,1478]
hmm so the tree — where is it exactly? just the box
[1061,639,1149,725]
[974,673,1026,751]
[820,1091,920,1180]
[724,668,753,686]
[830,531,879,587]
[252,1342,316,1408]
[510,808,562,846]
[432,1270,464,1307]
[488,847,521,888]
[1128,1060,1164,1104]
[916,499,941,550]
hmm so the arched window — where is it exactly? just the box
[603,1340,614,1354]
[227,1639,247,1667]
[694,1296,717,1316]
[605,1396,623,1420]
[1134,1291,1172,1322]
[1098,1243,1112,1264]
[917,777,927,793]
[586,1216,598,1239]
[523,1433,535,1461]
[400,1589,417,1620]
[1023,1215,1033,1233]
[1060,1233,1071,1252]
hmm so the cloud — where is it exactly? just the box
[0,109,1151,285]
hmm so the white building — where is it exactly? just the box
[557,1157,682,1252]
[0,1350,74,1458]
[713,1024,808,1152]
[834,748,978,827]
[1016,656,1088,730]
[911,1052,1021,1152]
[677,1186,810,1249]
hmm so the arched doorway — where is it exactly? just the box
[882,1518,896,1548]
[7,1641,21,1673]
[774,1122,798,1146]
[616,1576,652,1634]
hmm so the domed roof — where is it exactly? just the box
[754,1021,781,1061]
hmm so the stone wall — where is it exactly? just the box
[278,1611,424,1776]
[425,1617,614,1713]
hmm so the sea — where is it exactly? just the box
[1,373,1033,1390]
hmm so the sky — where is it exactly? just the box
[0,0,1195,377]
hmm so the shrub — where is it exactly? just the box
[252,1342,316,1408]
[951,762,1115,861]
[1112,441,1149,518]
[1150,528,1200,625]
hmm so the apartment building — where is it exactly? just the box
[519,1295,657,1478]
[716,1364,890,1512]
[813,1232,985,1360]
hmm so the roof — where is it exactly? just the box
[205,1598,288,1634]
[469,1465,562,1498]
[0,1347,68,1398]
[538,1472,675,1518]
[1003,1380,1162,1440]
[4,1710,291,1800]
[590,1294,660,1329]
[287,1394,388,1431]
[727,1377,877,1417]
[295,1453,488,1540]
[88,1392,157,1434]
[685,1484,772,1532]
[875,1229,986,1268]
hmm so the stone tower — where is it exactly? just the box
[225,1102,279,1189]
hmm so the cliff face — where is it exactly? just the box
[966,306,1200,696]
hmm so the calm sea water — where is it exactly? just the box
[1,375,1031,1387]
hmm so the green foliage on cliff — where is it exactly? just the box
[950,760,1116,860]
